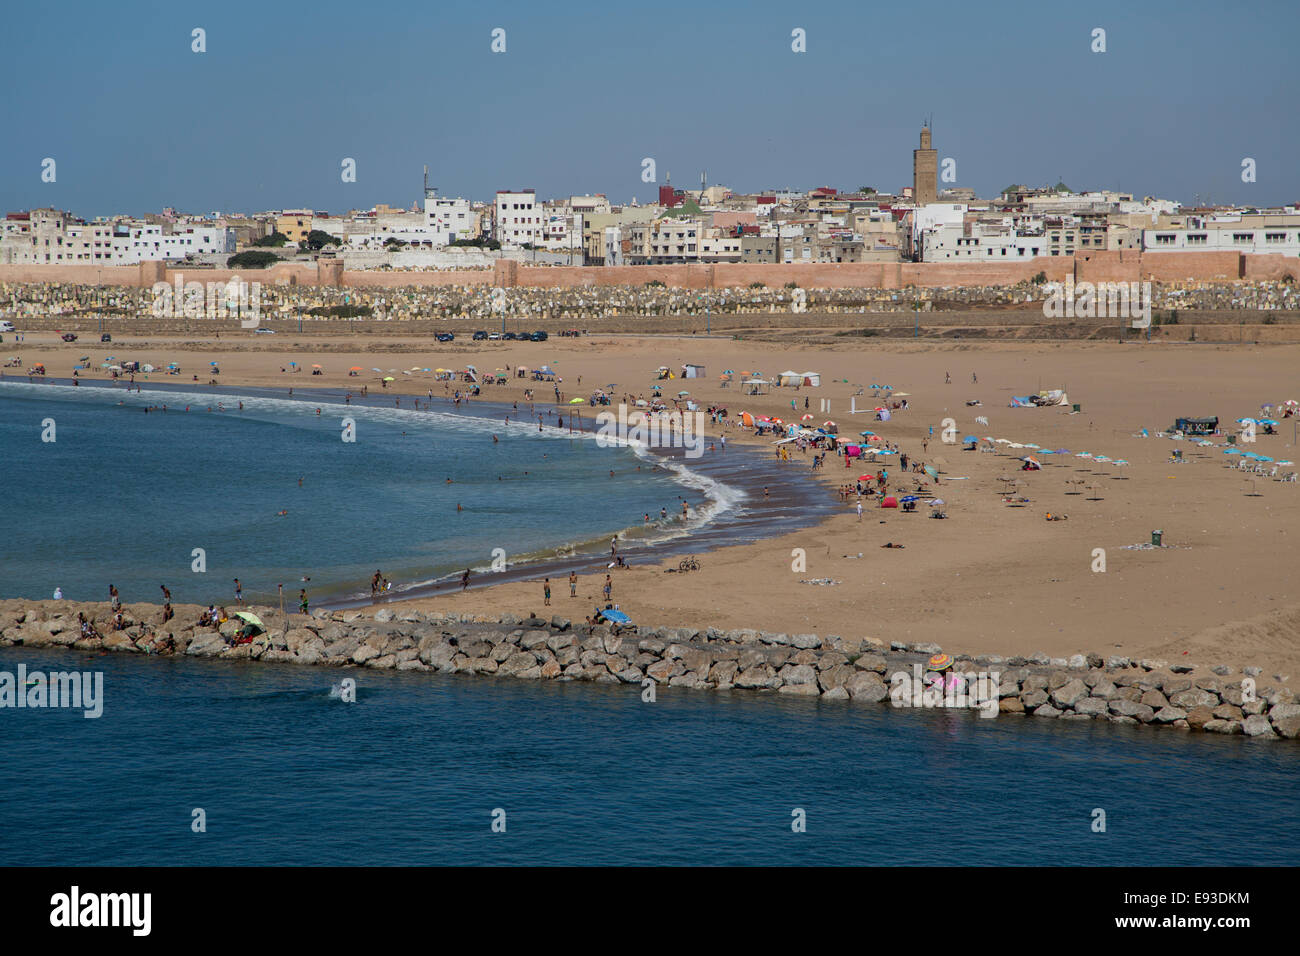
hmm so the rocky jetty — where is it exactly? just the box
[2,599,1296,741]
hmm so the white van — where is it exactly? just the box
[0,321,15,333]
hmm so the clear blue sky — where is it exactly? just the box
[3,0,1295,217]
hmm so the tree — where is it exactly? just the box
[226,250,278,269]
[301,230,342,251]
[1053,181,1071,193]
[1001,184,1023,197]
[857,186,877,195]
[252,230,289,247]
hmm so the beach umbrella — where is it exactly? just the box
[312,364,322,369]
[929,498,945,507]
[801,414,814,420]
[963,435,978,442]
[349,366,362,371]
[1055,449,1070,454]
[1236,418,1257,425]
[1113,460,1129,466]
[600,608,632,625]
[859,430,875,437]
[568,397,584,403]
[1076,452,1093,458]
[1224,447,1242,455]
[372,367,382,372]
[1278,460,1294,466]
[210,361,219,366]
[1259,419,1279,425]
[382,376,395,382]
[1024,443,1041,449]
[924,466,939,479]
[901,495,919,502]
[1256,456,1274,463]
[857,474,876,481]
[677,390,690,397]
[234,611,264,628]
[822,421,838,431]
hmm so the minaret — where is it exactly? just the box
[912,124,938,207]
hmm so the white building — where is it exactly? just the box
[495,189,540,248]
[425,195,474,245]
[1144,213,1300,256]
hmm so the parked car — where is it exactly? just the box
[100,333,112,342]
[530,330,549,342]
[503,332,518,341]
[435,332,455,342]
[488,332,502,341]
[472,330,488,341]
[61,333,78,342]
[255,328,276,334]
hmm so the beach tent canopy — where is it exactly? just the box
[681,364,706,378]
[778,370,803,387]
[801,372,821,387]
[881,496,899,508]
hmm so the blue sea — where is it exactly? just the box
[0,646,1294,866]
[0,381,748,606]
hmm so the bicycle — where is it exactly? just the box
[678,556,700,572]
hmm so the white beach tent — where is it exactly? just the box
[801,371,821,387]
[681,364,706,379]
[779,370,802,387]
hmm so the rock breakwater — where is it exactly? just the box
[2,600,1295,740]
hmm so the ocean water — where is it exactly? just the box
[0,646,1294,866]
[0,382,742,606]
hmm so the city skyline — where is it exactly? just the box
[3,0,1297,218]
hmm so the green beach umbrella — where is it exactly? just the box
[234,611,264,627]
[569,397,584,403]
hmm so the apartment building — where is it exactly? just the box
[495,189,540,248]
[1143,211,1300,256]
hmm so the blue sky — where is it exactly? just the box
[3,0,1296,217]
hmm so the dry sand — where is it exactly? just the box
[8,328,1300,678]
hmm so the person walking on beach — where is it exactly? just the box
[233,578,242,605]
[857,500,863,521]
[299,589,309,615]
[603,575,612,602]
[944,372,951,384]
[543,578,552,606]
[569,571,577,598]
[461,568,471,591]
[160,584,171,603]
[371,570,383,599]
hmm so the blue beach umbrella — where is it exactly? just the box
[1224,447,1242,455]
[600,608,632,625]
[901,495,919,502]
[963,435,978,442]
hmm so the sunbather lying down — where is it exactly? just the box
[880,542,905,548]
[1045,512,1068,521]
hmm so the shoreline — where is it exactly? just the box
[2,599,1296,741]
[0,377,836,610]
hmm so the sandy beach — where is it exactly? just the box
[6,327,1300,679]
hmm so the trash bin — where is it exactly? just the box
[1151,530,1163,547]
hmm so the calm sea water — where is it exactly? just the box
[0,382,740,606]
[0,646,1293,866]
